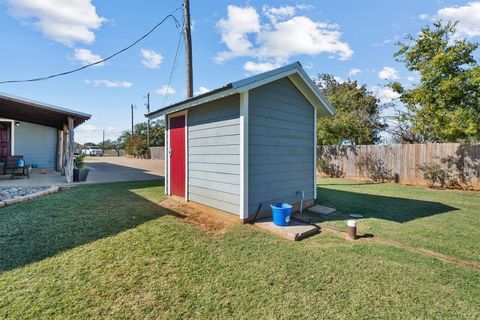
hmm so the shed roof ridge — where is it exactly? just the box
[147,61,335,118]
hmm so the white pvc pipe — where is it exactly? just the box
[347,220,357,228]
[296,190,305,214]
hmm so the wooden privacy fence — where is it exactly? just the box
[318,143,480,189]
[149,147,165,160]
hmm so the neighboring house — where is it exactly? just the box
[147,62,334,222]
[0,93,90,175]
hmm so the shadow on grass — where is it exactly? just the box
[0,179,175,272]
[315,186,458,223]
[319,182,378,187]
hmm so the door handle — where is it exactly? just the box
[168,148,172,157]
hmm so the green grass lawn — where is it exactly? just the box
[317,178,480,263]
[0,180,479,319]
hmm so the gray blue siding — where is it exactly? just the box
[14,121,57,168]
[187,94,241,215]
[248,78,315,215]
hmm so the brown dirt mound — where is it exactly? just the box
[159,198,239,234]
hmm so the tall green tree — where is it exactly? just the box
[315,74,386,145]
[391,21,480,142]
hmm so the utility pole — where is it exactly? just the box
[183,0,193,98]
[145,92,150,147]
[102,129,105,153]
[131,104,135,138]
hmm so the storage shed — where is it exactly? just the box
[147,62,334,222]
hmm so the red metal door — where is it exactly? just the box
[169,115,186,197]
[0,122,11,159]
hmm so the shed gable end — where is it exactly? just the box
[247,78,315,215]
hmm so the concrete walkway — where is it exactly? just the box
[0,157,164,187]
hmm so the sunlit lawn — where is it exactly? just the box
[0,180,478,319]
[317,178,480,263]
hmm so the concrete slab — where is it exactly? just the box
[0,171,64,187]
[294,211,322,225]
[307,205,336,215]
[295,207,348,227]
[255,218,319,241]
[0,157,164,187]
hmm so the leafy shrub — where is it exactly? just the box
[417,163,452,188]
[125,136,148,158]
[74,154,86,170]
[355,153,393,182]
[318,157,344,178]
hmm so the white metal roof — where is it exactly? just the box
[147,61,335,119]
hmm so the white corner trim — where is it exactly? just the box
[239,91,249,219]
[0,118,15,155]
[164,114,168,195]
[313,107,317,200]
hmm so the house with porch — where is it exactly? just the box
[0,93,91,182]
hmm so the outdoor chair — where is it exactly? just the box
[3,155,31,179]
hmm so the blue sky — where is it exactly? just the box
[1,0,479,143]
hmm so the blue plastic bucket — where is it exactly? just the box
[270,203,293,226]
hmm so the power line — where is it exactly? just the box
[162,31,184,108]
[0,9,181,84]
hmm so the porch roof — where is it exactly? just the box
[0,92,91,129]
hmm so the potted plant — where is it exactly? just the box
[73,155,89,182]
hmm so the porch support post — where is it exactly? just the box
[64,116,75,183]
[239,91,249,221]
[62,123,68,175]
[56,129,64,171]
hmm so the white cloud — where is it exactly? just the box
[407,76,416,82]
[302,61,314,69]
[295,4,314,11]
[84,79,133,88]
[372,86,401,104]
[6,0,106,45]
[216,6,261,62]
[195,86,210,95]
[155,85,176,96]
[244,61,281,74]
[257,16,353,61]
[378,67,399,80]
[419,14,429,20]
[77,124,98,132]
[105,126,122,135]
[437,2,480,38]
[76,125,122,144]
[73,48,104,66]
[215,5,352,70]
[262,5,296,24]
[348,68,361,76]
[140,49,164,69]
